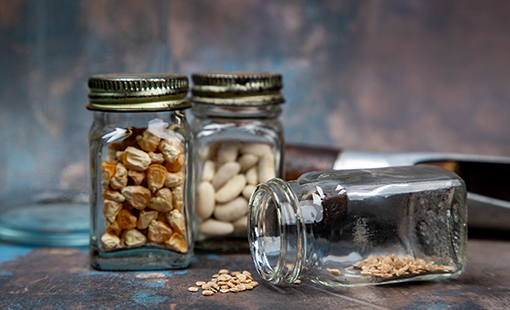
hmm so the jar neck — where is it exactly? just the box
[92,110,185,128]
[191,102,282,119]
[249,178,308,284]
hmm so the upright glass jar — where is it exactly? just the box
[249,165,468,287]
[190,71,285,252]
[87,74,194,270]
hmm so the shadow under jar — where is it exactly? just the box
[87,74,194,270]
[248,165,468,287]
[190,71,285,253]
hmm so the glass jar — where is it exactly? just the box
[87,74,194,270]
[190,71,285,252]
[248,165,468,287]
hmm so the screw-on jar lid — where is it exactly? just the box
[191,71,285,106]
[86,73,191,111]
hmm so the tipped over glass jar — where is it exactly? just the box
[248,165,468,287]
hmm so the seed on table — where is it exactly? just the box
[188,287,199,292]
[202,290,215,296]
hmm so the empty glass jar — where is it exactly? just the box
[190,71,285,252]
[87,73,194,270]
[249,165,468,287]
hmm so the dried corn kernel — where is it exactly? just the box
[106,220,122,236]
[167,209,186,235]
[165,154,185,173]
[137,130,161,152]
[128,170,145,186]
[159,140,182,163]
[110,163,128,190]
[117,209,138,230]
[101,233,121,248]
[148,188,173,212]
[101,161,117,188]
[103,189,125,203]
[147,164,168,193]
[148,220,173,244]
[103,199,123,223]
[165,171,183,188]
[121,185,152,210]
[122,229,146,247]
[166,233,187,253]
[122,146,151,171]
[149,152,165,164]
[172,186,184,211]
[137,209,159,230]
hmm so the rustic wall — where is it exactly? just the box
[1,0,510,197]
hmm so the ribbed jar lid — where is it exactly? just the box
[86,73,190,112]
[191,71,285,106]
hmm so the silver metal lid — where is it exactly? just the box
[191,71,285,106]
[87,73,190,111]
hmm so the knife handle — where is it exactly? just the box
[284,144,340,180]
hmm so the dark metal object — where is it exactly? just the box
[285,144,510,230]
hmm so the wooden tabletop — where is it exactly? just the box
[1,236,509,309]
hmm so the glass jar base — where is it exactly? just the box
[90,246,193,271]
[0,199,89,246]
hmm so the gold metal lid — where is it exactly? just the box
[191,71,285,105]
[86,73,191,111]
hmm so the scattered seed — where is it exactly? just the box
[293,279,301,285]
[188,269,259,295]
[352,254,455,278]
[327,268,341,275]
[237,274,247,282]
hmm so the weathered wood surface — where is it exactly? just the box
[1,239,509,309]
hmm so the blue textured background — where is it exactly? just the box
[1,0,510,199]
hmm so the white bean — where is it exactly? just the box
[202,160,216,182]
[197,182,215,220]
[217,142,239,164]
[199,219,234,236]
[238,154,259,172]
[212,162,241,190]
[246,166,259,185]
[215,174,246,203]
[258,153,276,183]
[214,197,248,222]
[240,143,272,157]
[242,184,256,200]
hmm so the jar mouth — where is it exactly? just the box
[248,179,305,284]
